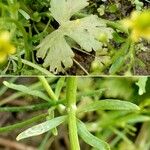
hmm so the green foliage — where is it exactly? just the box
[0,77,150,150]
[129,0,144,10]
[0,0,149,75]
[77,120,110,150]
[3,81,51,102]
[78,99,140,113]
[136,77,148,95]
[16,116,67,141]
[37,0,113,73]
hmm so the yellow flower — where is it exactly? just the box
[122,10,150,42]
[0,31,16,63]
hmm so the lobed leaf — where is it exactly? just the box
[16,116,67,141]
[77,120,110,150]
[37,0,113,73]
[37,30,74,73]
[50,0,89,24]
[78,99,140,113]
[37,15,113,73]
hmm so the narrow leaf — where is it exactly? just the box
[78,99,140,113]
[77,120,110,150]
[16,116,67,141]
[109,56,125,74]
[3,81,50,102]
[118,114,150,124]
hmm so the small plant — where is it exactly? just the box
[0,0,149,75]
[37,0,113,73]
[0,77,150,149]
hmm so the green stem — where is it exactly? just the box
[0,102,62,112]
[38,76,57,101]
[38,76,58,136]
[66,77,80,150]
[0,113,47,133]
[128,41,135,72]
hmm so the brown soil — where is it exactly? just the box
[135,50,150,75]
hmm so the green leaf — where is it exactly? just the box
[77,120,110,150]
[37,0,113,73]
[37,15,113,73]
[136,77,148,95]
[19,9,30,20]
[50,0,89,24]
[78,99,140,113]
[109,56,125,74]
[119,114,150,124]
[37,30,74,73]
[3,81,50,102]
[16,116,67,141]
[112,32,125,43]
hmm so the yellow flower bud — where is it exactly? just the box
[122,10,150,42]
[0,31,16,63]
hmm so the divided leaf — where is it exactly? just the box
[50,0,88,24]
[37,0,113,73]
[78,99,140,113]
[37,30,74,73]
[77,120,110,150]
[16,116,67,141]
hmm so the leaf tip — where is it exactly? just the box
[3,81,8,86]
[16,135,21,141]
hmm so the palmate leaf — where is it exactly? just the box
[37,0,113,73]
[37,30,74,73]
[50,0,89,24]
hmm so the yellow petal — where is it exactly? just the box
[0,51,7,63]
[7,44,16,54]
[0,31,10,42]
[131,30,140,42]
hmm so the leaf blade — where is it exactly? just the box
[77,120,110,150]
[3,81,50,102]
[50,0,88,24]
[16,116,67,141]
[78,99,140,113]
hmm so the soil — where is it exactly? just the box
[135,50,150,75]
[67,50,95,75]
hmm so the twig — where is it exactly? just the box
[0,137,37,150]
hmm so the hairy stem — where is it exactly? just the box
[66,77,80,150]
[0,102,63,112]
